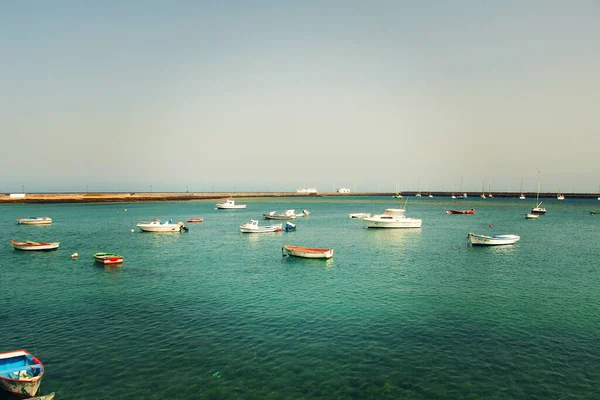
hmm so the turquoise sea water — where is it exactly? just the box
[1,196,599,399]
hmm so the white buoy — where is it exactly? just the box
[131,228,135,232]
[124,208,127,212]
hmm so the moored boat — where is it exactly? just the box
[526,213,540,219]
[10,240,59,251]
[239,220,282,233]
[467,232,520,246]
[186,217,203,223]
[590,211,600,215]
[93,252,123,265]
[16,217,52,225]
[285,222,296,232]
[363,208,422,228]
[263,210,296,220]
[448,209,475,215]
[215,198,246,209]
[137,219,188,232]
[0,349,45,398]
[282,245,333,259]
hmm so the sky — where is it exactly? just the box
[2,1,599,193]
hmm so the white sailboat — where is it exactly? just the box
[519,179,526,200]
[488,182,493,198]
[557,187,565,201]
[530,171,546,214]
[480,181,486,199]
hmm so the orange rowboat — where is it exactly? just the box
[282,245,333,259]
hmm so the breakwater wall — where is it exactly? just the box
[1,191,598,204]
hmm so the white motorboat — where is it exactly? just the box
[215,198,247,209]
[526,213,539,219]
[349,212,371,219]
[16,217,52,225]
[467,232,520,246]
[264,209,309,219]
[363,208,422,228]
[239,220,282,233]
[136,219,188,232]
[11,240,60,251]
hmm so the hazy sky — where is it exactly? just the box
[2,1,599,193]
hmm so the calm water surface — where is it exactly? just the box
[1,197,599,399]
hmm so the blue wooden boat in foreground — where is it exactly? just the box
[0,350,45,397]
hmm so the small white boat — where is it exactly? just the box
[136,219,188,232]
[215,198,247,209]
[363,208,422,228]
[285,222,296,232]
[557,193,565,200]
[467,232,520,246]
[0,350,45,398]
[16,217,52,225]
[10,240,59,251]
[530,202,547,214]
[239,220,282,233]
[282,245,333,259]
[526,213,539,219]
[349,213,371,219]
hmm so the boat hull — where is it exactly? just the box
[363,219,422,228]
[239,225,282,233]
[16,218,52,225]
[0,350,44,398]
[216,205,247,209]
[263,214,296,220]
[282,245,333,259]
[11,241,59,251]
[449,209,474,215]
[93,253,123,265]
[467,233,520,246]
[137,225,184,232]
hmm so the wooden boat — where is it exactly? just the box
[467,233,520,246]
[186,217,204,223]
[285,222,296,232]
[239,220,282,233]
[137,219,188,232]
[10,240,59,251]
[349,212,371,219]
[363,208,422,228]
[16,217,52,225]
[93,252,123,265]
[0,350,45,398]
[282,245,334,259]
[215,198,246,209]
[448,209,475,215]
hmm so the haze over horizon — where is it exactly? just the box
[2,1,599,194]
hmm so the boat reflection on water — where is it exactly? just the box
[363,227,422,252]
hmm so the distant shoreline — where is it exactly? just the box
[1,191,599,204]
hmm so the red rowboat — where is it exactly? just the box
[93,252,123,265]
[448,209,475,215]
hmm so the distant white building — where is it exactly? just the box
[337,188,351,194]
[9,193,26,198]
[296,188,318,194]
